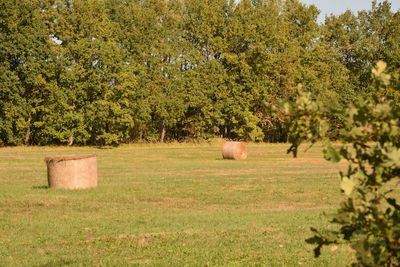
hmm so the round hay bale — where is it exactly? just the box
[222,141,247,160]
[45,154,97,189]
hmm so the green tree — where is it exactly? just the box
[0,0,57,145]
[109,0,189,142]
[50,0,137,145]
[323,0,400,101]
[257,0,353,141]
[180,0,231,140]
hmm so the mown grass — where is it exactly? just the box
[0,143,354,266]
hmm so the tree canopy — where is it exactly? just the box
[1,0,399,145]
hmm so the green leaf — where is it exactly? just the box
[383,148,400,168]
[319,120,330,136]
[324,144,341,163]
[340,176,357,196]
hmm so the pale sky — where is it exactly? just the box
[300,0,400,22]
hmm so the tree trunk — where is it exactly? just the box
[24,128,30,145]
[24,113,32,145]
[68,136,74,146]
[160,126,166,143]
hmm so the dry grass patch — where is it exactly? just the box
[257,204,336,212]
[137,197,198,208]
[281,168,343,174]
[134,168,262,177]
[1,200,64,209]
[292,158,328,163]
[125,258,152,264]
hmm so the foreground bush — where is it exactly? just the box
[283,62,400,266]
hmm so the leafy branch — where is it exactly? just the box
[283,61,400,266]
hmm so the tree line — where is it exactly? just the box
[1,0,399,146]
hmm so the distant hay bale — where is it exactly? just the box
[222,141,247,160]
[45,154,97,189]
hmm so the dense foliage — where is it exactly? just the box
[1,0,400,145]
[283,62,400,266]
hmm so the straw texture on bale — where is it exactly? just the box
[45,154,97,189]
[222,141,247,160]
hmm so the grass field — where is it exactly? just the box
[0,143,354,266]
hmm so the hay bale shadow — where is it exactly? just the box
[32,185,49,189]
